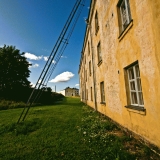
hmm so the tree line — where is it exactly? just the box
[0,45,63,105]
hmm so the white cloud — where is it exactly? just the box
[24,53,56,64]
[75,84,79,87]
[30,82,35,87]
[43,56,56,64]
[42,48,50,52]
[49,71,74,83]
[43,56,48,61]
[61,56,67,58]
[29,63,39,68]
[52,60,56,64]
[38,79,42,84]
[28,60,33,64]
[24,52,43,60]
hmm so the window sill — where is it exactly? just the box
[125,105,146,115]
[100,102,106,105]
[97,60,102,66]
[118,20,133,41]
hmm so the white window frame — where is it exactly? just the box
[127,64,144,107]
[118,0,131,33]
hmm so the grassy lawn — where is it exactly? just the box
[0,97,159,160]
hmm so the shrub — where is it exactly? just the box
[0,99,26,110]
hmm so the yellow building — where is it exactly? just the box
[59,87,79,97]
[79,0,160,149]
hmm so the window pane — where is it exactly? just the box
[120,0,127,25]
[96,19,98,27]
[127,63,144,106]
[130,81,136,90]
[138,92,144,105]
[95,12,99,31]
[126,0,131,21]
[89,61,91,75]
[135,65,140,77]
[86,70,87,81]
[100,82,105,102]
[136,78,142,91]
[99,44,101,53]
[128,68,134,80]
[88,42,90,55]
[97,43,102,62]
[99,54,102,61]
[131,92,138,104]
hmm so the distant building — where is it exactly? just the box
[59,87,79,97]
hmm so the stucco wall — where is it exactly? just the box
[79,0,160,148]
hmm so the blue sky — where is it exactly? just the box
[0,0,90,92]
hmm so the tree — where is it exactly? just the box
[46,87,52,93]
[0,45,31,99]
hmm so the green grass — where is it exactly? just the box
[0,97,159,160]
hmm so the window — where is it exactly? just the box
[82,91,84,100]
[91,87,93,101]
[117,0,132,34]
[86,89,88,100]
[86,70,87,82]
[97,42,102,63]
[100,81,105,103]
[95,11,99,34]
[88,41,90,56]
[126,63,144,107]
[89,61,91,76]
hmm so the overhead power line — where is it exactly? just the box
[17,0,85,123]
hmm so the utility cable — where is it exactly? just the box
[17,0,85,123]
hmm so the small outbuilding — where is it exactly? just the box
[59,87,79,97]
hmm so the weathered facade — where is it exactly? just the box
[59,87,79,97]
[79,0,160,149]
